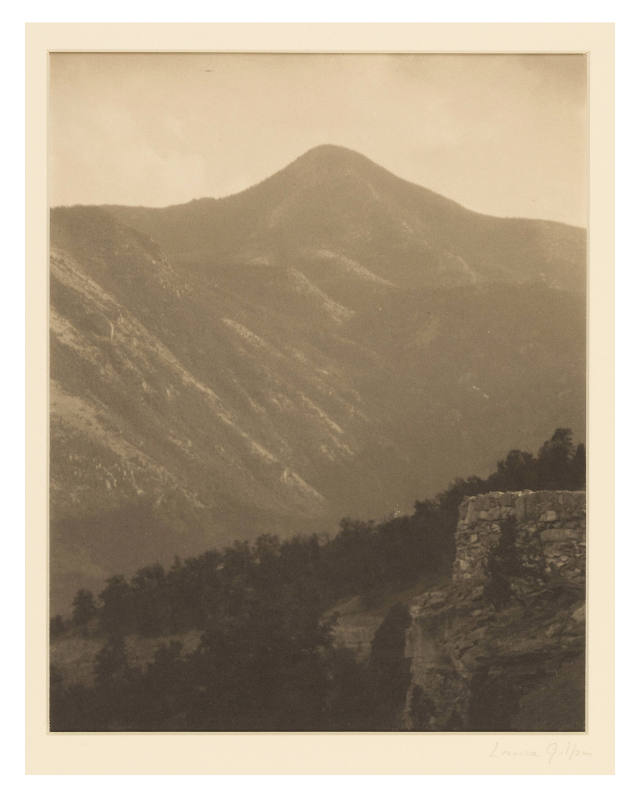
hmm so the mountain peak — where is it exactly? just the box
[102,142,586,294]
[299,143,366,159]
[291,143,377,172]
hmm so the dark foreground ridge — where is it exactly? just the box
[50,430,585,732]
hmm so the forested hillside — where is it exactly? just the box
[51,429,585,732]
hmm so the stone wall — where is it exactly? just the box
[454,490,585,593]
[402,490,586,731]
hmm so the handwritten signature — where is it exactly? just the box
[489,740,592,764]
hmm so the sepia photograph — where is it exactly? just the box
[46,50,590,735]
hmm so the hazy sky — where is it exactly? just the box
[50,53,587,226]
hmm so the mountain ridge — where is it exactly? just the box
[89,144,584,233]
[50,145,586,612]
[95,144,585,293]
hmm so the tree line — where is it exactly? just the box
[50,428,585,731]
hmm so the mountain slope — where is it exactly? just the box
[50,145,586,612]
[106,144,586,293]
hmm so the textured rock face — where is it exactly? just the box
[403,491,585,731]
[454,490,585,590]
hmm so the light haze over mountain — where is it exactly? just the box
[50,145,586,612]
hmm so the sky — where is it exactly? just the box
[49,53,587,226]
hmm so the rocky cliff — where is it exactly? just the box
[402,490,585,731]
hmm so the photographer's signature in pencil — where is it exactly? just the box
[490,740,592,764]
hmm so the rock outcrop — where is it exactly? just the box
[403,490,585,731]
